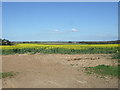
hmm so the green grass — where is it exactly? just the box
[84,65,120,78]
[112,51,120,59]
[111,51,120,63]
[1,47,118,55]
[0,72,16,79]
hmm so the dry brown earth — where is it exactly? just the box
[1,54,118,88]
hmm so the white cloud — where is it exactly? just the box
[54,29,59,32]
[53,28,79,33]
[53,29,61,32]
[53,29,63,33]
[71,28,79,32]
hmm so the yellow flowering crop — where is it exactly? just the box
[0,43,119,50]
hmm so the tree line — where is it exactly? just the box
[0,38,120,45]
[0,39,13,45]
[77,40,120,44]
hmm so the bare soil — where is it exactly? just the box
[2,54,118,88]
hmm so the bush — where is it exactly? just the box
[0,38,13,45]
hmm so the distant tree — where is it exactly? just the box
[0,39,2,45]
[117,40,120,44]
[0,38,12,45]
[68,41,72,43]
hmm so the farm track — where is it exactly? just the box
[1,54,118,88]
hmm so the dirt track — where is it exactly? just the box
[2,54,118,88]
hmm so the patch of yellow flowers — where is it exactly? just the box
[0,44,119,50]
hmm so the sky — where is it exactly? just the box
[2,2,118,41]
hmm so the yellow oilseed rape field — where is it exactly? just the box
[0,43,119,55]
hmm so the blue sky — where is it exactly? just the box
[2,2,118,41]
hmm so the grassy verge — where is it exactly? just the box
[111,51,120,63]
[0,72,16,79]
[112,51,120,59]
[1,47,118,55]
[84,65,120,78]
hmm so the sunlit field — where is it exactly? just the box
[0,44,119,55]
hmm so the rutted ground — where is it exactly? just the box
[2,54,118,88]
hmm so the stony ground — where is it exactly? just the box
[1,54,118,88]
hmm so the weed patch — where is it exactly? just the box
[84,65,120,78]
[0,72,17,79]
